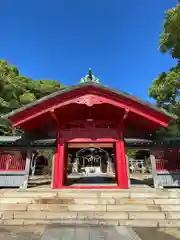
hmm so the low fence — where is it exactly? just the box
[0,151,26,171]
[153,148,180,187]
[0,151,29,187]
[128,158,152,174]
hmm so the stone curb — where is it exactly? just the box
[2,210,180,220]
[1,190,179,198]
[1,219,180,228]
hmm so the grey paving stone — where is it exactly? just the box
[0,232,12,240]
[0,225,45,240]
[41,226,131,240]
[59,226,146,239]
[116,226,142,240]
[0,226,13,240]
[1,224,180,240]
[0,225,141,240]
[41,227,76,240]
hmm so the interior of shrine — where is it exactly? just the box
[65,144,116,186]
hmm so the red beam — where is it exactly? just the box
[67,138,117,143]
[59,186,119,189]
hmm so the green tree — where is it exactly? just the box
[159,2,180,59]
[0,59,64,135]
[126,149,138,158]
[149,62,180,137]
[149,2,180,137]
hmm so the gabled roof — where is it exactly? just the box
[4,81,176,119]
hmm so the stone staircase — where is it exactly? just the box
[0,187,180,227]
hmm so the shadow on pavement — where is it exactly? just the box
[134,227,180,240]
[130,178,154,187]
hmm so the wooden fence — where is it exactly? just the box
[153,148,180,187]
[0,151,29,188]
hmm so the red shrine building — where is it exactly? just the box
[6,69,174,189]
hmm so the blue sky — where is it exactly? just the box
[0,0,177,101]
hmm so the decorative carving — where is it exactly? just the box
[61,120,116,130]
[74,95,105,107]
[80,68,100,84]
[82,155,101,164]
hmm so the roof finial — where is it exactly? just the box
[88,68,93,81]
[79,69,100,84]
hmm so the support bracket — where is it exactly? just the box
[50,109,60,126]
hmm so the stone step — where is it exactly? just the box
[0,210,173,219]
[2,197,180,205]
[0,205,180,227]
[0,197,156,204]
[22,187,177,193]
[0,203,162,211]
[0,211,166,221]
[2,202,180,211]
[2,219,180,228]
[1,190,179,199]
[1,211,180,227]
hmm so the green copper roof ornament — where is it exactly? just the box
[80,68,100,84]
[88,68,92,80]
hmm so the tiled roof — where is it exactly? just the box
[4,82,176,119]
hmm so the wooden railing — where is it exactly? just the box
[155,149,180,172]
[128,159,147,173]
[0,151,26,171]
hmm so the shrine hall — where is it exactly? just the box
[5,69,175,189]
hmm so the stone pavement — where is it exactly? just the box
[0,225,180,240]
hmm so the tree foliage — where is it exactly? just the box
[0,59,64,135]
[126,149,138,158]
[149,2,180,137]
[149,63,180,137]
[159,3,180,59]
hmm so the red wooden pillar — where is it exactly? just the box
[52,128,65,188]
[116,140,128,189]
[63,144,68,185]
[116,120,128,189]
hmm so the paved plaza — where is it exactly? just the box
[0,225,180,240]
